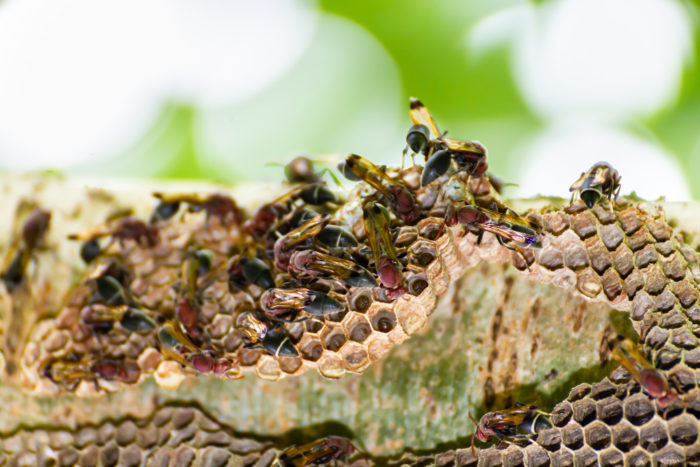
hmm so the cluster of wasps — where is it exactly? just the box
[1,97,645,459]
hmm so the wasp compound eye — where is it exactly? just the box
[421,150,452,187]
[406,124,431,153]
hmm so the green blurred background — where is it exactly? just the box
[0,0,699,199]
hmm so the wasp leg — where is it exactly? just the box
[475,230,484,246]
[496,235,531,271]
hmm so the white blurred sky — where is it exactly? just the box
[0,0,695,200]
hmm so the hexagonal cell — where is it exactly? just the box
[639,419,668,453]
[394,226,418,247]
[409,240,438,267]
[653,445,685,467]
[340,342,369,373]
[584,421,611,450]
[318,353,345,378]
[321,326,347,352]
[624,394,655,426]
[668,414,699,445]
[210,314,232,339]
[369,308,397,333]
[347,288,373,313]
[223,330,244,353]
[256,356,281,381]
[596,397,623,425]
[612,420,639,452]
[239,348,261,367]
[279,357,302,375]
[344,313,372,343]
[298,336,323,362]
[305,319,324,334]
[417,217,443,240]
[572,398,596,425]
[407,273,429,296]
[366,334,392,361]
[625,449,651,466]
[395,296,427,335]
[287,322,305,341]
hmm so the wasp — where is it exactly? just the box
[245,183,337,240]
[469,403,552,455]
[43,357,141,390]
[569,162,621,209]
[274,435,357,467]
[238,311,299,357]
[152,192,245,224]
[282,155,344,186]
[260,288,345,322]
[363,202,402,289]
[157,320,237,375]
[289,250,377,288]
[605,334,680,410]
[406,98,487,186]
[174,249,215,341]
[1,206,51,292]
[450,204,541,250]
[80,303,156,335]
[157,320,202,367]
[273,215,329,270]
[69,216,159,248]
[341,154,420,224]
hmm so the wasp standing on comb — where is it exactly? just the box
[569,161,621,210]
[405,98,488,187]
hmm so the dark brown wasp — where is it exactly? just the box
[280,155,343,187]
[80,303,156,335]
[152,192,245,224]
[605,334,680,411]
[569,162,621,209]
[157,320,237,376]
[274,435,357,467]
[1,206,51,292]
[406,98,487,186]
[283,156,321,184]
[273,215,329,270]
[363,202,402,289]
[238,311,299,357]
[449,204,541,250]
[260,288,345,322]
[341,154,420,224]
[245,184,337,240]
[174,249,215,341]
[157,320,202,367]
[289,250,377,288]
[69,216,159,248]
[43,357,141,390]
[469,403,552,455]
